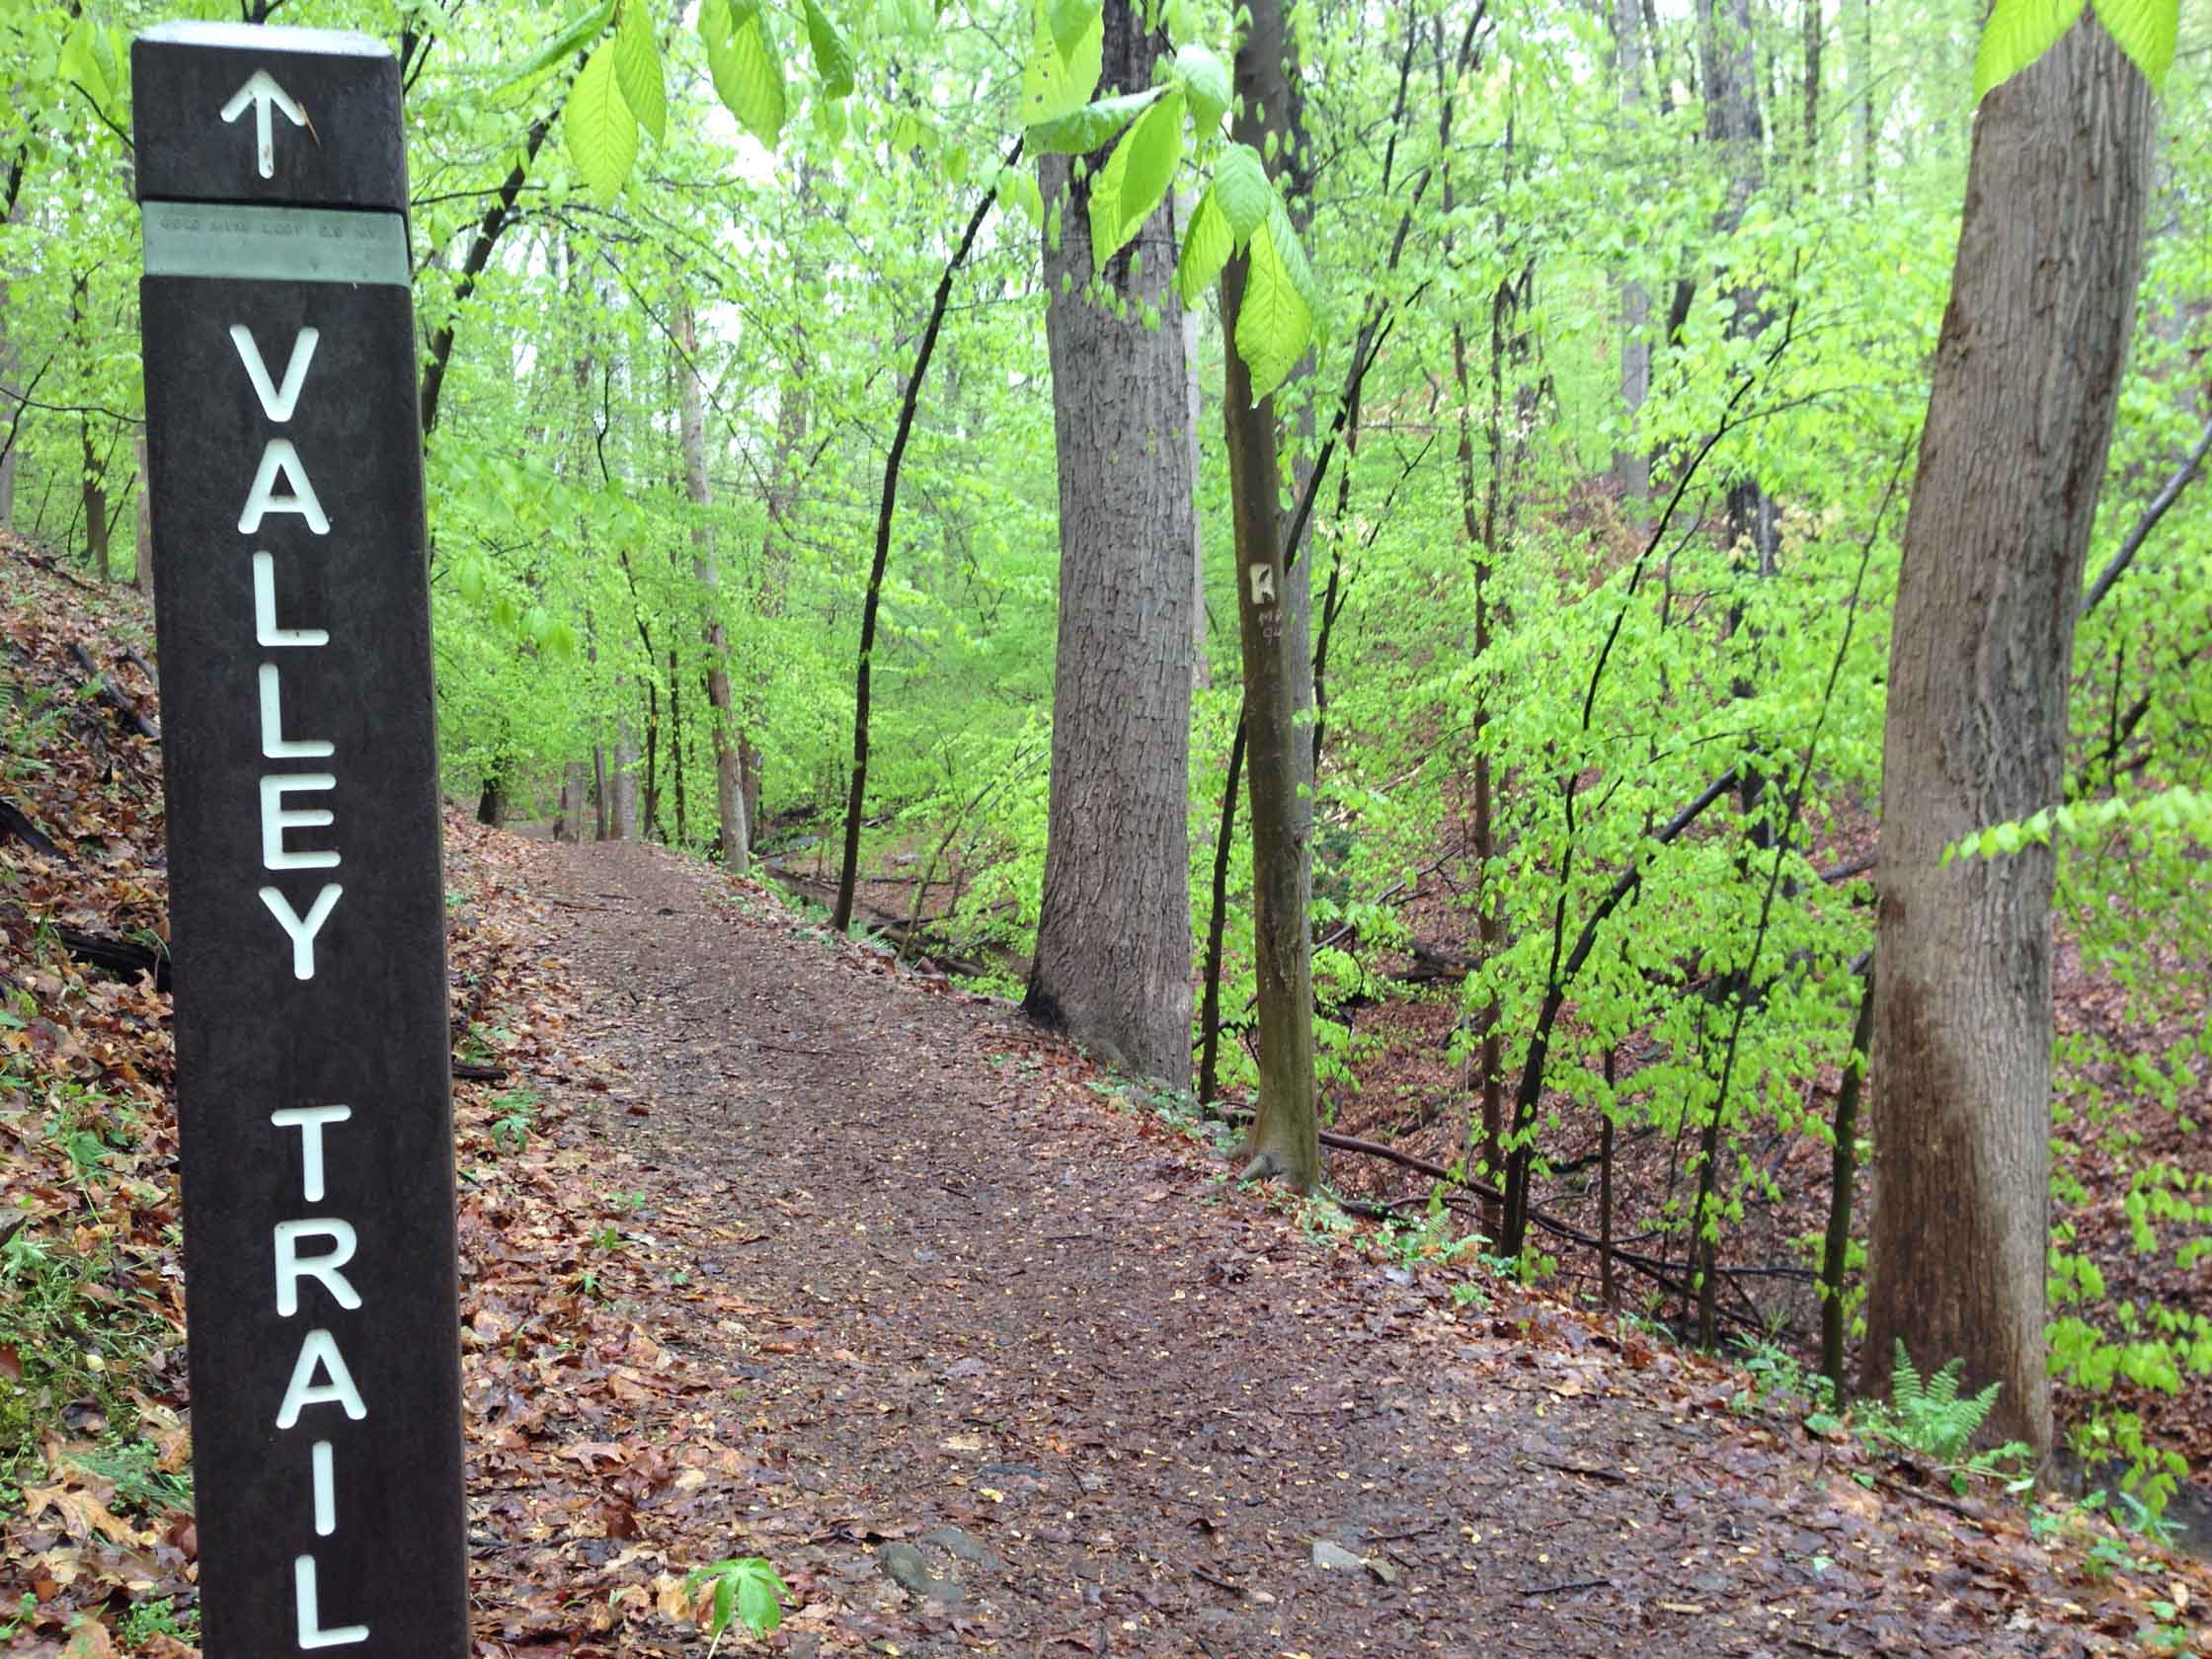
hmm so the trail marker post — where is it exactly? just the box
[133,22,470,1655]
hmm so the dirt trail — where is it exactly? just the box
[509,837,2136,1658]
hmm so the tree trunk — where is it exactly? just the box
[1822,964,1874,1400]
[1855,0,1875,199]
[81,419,110,581]
[833,139,1019,933]
[132,434,153,594]
[611,704,637,839]
[1801,0,1822,185]
[1864,18,2152,1460]
[1220,0,1319,1191]
[555,760,588,843]
[1022,0,1198,1088]
[1614,0,1652,506]
[674,296,750,870]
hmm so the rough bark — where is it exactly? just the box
[1220,0,1319,1191]
[131,434,152,593]
[1023,0,1197,1087]
[555,761,588,843]
[1821,964,1873,1400]
[673,297,749,871]
[1614,0,1652,506]
[1864,19,2152,1460]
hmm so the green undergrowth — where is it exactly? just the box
[0,1049,185,1529]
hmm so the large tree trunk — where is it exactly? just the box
[1219,0,1319,1191]
[1022,0,1198,1087]
[673,297,750,871]
[1864,18,2152,1460]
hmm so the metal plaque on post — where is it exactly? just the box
[133,21,469,1655]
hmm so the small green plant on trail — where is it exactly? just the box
[0,1068,175,1511]
[489,1086,542,1152]
[117,1596,197,1649]
[683,1556,788,1654]
[1856,1342,2033,1495]
[1731,1335,1840,1422]
[0,1594,37,1643]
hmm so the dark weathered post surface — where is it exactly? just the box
[133,22,469,1655]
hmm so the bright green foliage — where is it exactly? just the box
[1944,785,2212,863]
[803,0,855,98]
[1170,43,1231,134]
[58,14,129,124]
[505,0,618,91]
[1026,86,1159,155]
[684,1555,788,1652]
[1864,1342,2006,1462]
[702,0,789,148]
[614,0,668,145]
[1232,213,1312,399]
[1174,185,1231,304]
[1087,89,1183,271]
[1046,0,1099,62]
[1975,0,2178,95]
[565,40,639,203]
[1207,143,1273,241]
[1021,0,1103,127]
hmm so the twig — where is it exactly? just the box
[1536,1461,1625,1484]
[66,641,160,741]
[2080,411,2212,618]
[1522,1577,1615,1597]
[1871,1472,1980,1522]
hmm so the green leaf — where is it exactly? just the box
[1264,200,1321,314]
[1088,90,1185,272]
[613,0,667,145]
[1021,2,1102,126]
[91,25,123,108]
[1047,0,1101,62]
[1027,86,1161,156]
[2091,0,2177,87]
[709,1574,734,1636]
[805,0,856,98]
[736,1571,783,1635]
[502,0,617,92]
[1175,184,1232,306]
[1973,0,2087,97]
[707,6,788,148]
[1171,43,1231,133]
[564,39,638,204]
[1234,215,1312,401]
[1211,142,1272,243]
[59,17,114,116]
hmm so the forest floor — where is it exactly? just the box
[4,541,2212,1656]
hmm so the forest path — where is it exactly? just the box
[511,836,2069,1658]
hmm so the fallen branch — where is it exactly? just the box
[0,797,69,860]
[7,538,101,593]
[53,924,171,990]
[66,641,160,742]
[1257,1115,1807,1317]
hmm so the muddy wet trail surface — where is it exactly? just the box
[487,838,2163,1658]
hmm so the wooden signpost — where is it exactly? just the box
[133,22,470,1654]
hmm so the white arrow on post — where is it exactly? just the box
[220,70,308,181]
